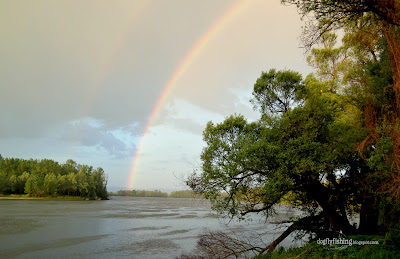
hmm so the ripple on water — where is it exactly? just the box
[0,217,43,235]
[160,229,190,236]
[0,234,111,258]
[100,212,181,219]
[176,214,198,219]
[128,226,171,231]
[100,238,179,257]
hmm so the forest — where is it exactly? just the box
[109,189,202,199]
[182,0,400,258]
[0,155,108,200]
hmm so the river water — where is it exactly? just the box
[0,196,305,258]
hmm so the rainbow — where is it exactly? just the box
[82,0,149,117]
[70,1,149,158]
[127,0,249,190]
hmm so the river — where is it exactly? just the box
[0,196,305,258]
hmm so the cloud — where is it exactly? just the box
[60,118,136,159]
[0,0,313,189]
[156,98,225,135]
[0,1,240,142]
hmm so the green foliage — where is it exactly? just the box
[109,189,168,198]
[251,68,304,116]
[188,28,400,250]
[108,189,203,199]
[0,156,108,200]
[281,0,400,49]
[25,174,44,197]
[43,173,58,197]
[169,190,202,199]
[255,233,400,259]
[307,33,351,92]
[188,64,371,234]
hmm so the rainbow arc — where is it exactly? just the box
[127,0,248,190]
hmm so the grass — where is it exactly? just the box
[253,234,400,259]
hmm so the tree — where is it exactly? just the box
[63,159,78,175]
[251,69,304,115]
[8,175,18,193]
[0,170,8,194]
[281,0,400,48]
[76,170,89,197]
[284,0,400,226]
[0,157,108,199]
[307,33,351,92]
[57,174,68,195]
[187,64,381,254]
[25,174,44,196]
[43,173,58,197]
[91,167,108,199]
[17,172,30,194]
[66,172,77,196]
[184,2,400,255]
[282,0,400,111]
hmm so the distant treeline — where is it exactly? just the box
[109,189,202,199]
[0,155,108,200]
[110,189,168,197]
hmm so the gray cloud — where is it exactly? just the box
[0,0,232,140]
[60,118,136,159]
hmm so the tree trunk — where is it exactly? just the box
[260,223,295,255]
[309,179,355,235]
[358,194,379,234]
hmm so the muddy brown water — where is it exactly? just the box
[0,196,305,258]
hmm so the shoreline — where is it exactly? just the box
[0,195,96,201]
[0,196,46,200]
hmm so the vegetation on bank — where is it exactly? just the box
[170,190,203,199]
[109,189,202,199]
[109,189,168,198]
[0,194,93,200]
[0,156,108,200]
[254,232,400,259]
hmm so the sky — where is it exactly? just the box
[0,0,313,192]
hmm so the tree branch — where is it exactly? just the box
[259,223,295,255]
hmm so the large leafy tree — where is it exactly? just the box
[283,0,400,113]
[185,1,400,257]
[281,0,400,47]
[283,0,400,218]
[188,66,372,252]
[251,69,304,114]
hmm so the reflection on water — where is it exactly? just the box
[0,196,304,258]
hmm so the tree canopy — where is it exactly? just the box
[0,156,108,200]
[186,2,400,255]
[282,0,400,48]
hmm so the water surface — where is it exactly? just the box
[0,196,303,258]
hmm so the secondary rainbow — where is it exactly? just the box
[82,1,149,117]
[70,1,149,159]
[127,0,248,190]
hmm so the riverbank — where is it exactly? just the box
[254,233,400,259]
[0,194,93,201]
